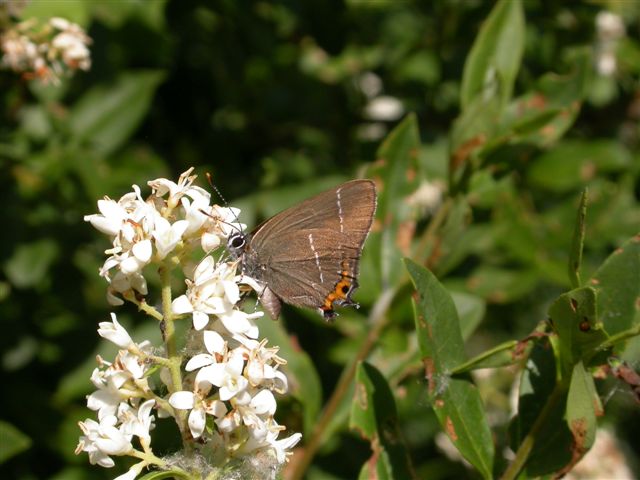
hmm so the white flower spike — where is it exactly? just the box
[81,168,301,478]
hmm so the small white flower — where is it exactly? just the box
[148,168,210,208]
[185,330,226,372]
[241,338,288,391]
[87,367,129,420]
[76,416,133,467]
[358,71,383,98]
[152,217,188,259]
[198,349,248,401]
[217,309,262,339]
[169,390,226,439]
[119,399,155,442]
[98,313,133,348]
[249,390,277,416]
[270,431,302,463]
[50,17,71,30]
[85,197,129,236]
[364,95,405,121]
[596,11,625,40]
[172,258,243,330]
[119,344,152,380]
[107,271,148,305]
[407,180,444,216]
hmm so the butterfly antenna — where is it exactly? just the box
[206,172,229,207]
[205,172,243,227]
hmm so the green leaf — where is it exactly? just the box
[549,287,609,375]
[511,337,573,477]
[366,114,420,287]
[460,0,524,109]
[258,318,322,435]
[405,259,494,479]
[428,196,472,277]
[0,421,32,463]
[566,361,600,457]
[449,90,501,188]
[499,50,590,148]
[68,70,166,156]
[464,266,538,303]
[350,362,415,479]
[528,140,632,192]
[451,291,486,341]
[568,189,588,289]
[4,239,59,289]
[590,234,640,338]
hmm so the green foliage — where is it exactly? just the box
[1,1,639,479]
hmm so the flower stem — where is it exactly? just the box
[158,262,190,446]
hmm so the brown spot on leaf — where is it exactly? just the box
[365,439,382,480]
[541,124,556,138]
[356,381,369,410]
[373,157,387,168]
[426,238,442,270]
[396,385,407,400]
[445,416,458,441]
[580,161,596,181]
[489,290,507,303]
[396,220,416,255]
[527,93,547,110]
[570,298,578,312]
[590,278,600,285]
[289,334,303,352]
[406,164,417,182]
[513,334,539,360]
[593,397,604,417]
[555,418,589,478]
[451,134,486,171]
[613,247,624,255]
[415,311,427,329]
[423,357,436,395]
[434,398,444,408]
[569,418,588,449]
[466,274,479,289]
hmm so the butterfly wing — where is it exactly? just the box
[249,180,376,317]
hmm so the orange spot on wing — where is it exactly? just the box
[321,260,354,310]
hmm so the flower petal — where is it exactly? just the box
[168,391,195,409]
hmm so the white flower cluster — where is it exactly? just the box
[75,315,156,480]
[0,16,91,84]
[168,329,301,464]
[80,169,301,479]
[84,168,242,307]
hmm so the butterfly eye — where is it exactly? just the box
[228,233,246,251]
